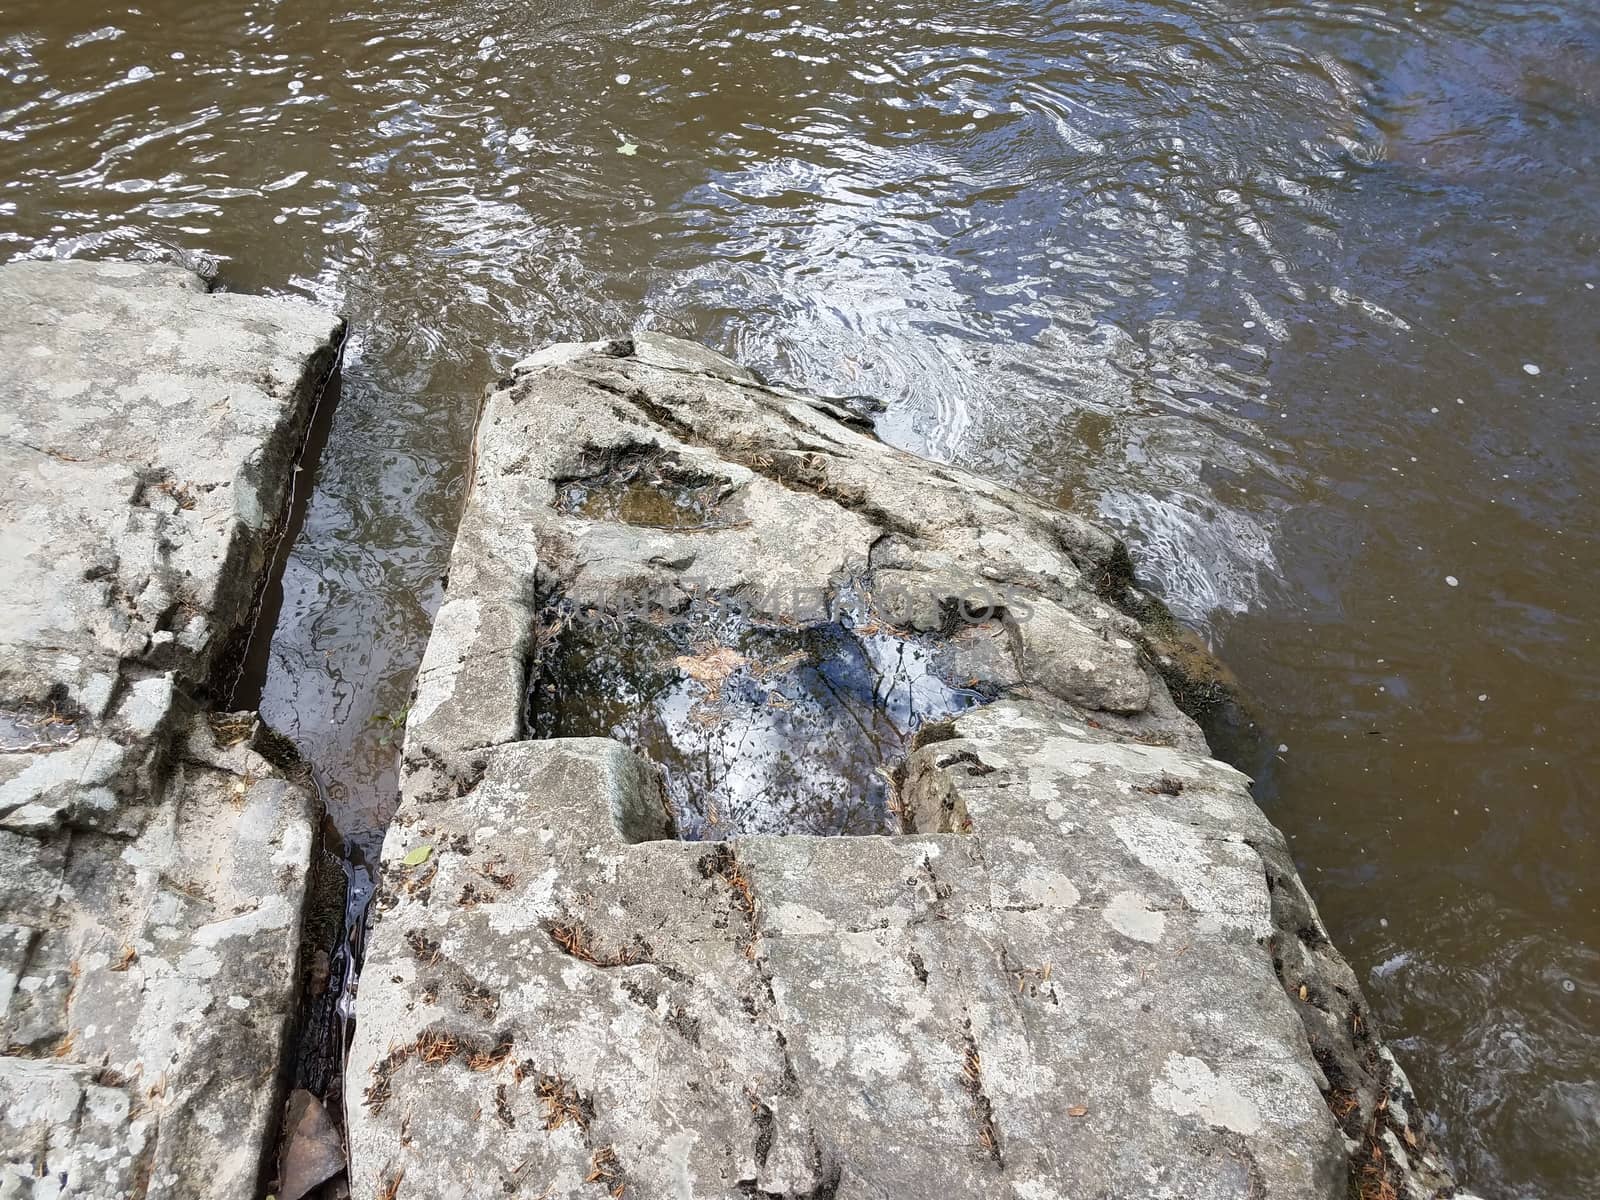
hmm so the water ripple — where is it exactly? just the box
[2,1,1596,1193]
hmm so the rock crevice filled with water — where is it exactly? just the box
[349,335,1477,1200]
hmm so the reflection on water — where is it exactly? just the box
[529,596,984,839]
[0,707,81,754]
[1,0,1595,1193]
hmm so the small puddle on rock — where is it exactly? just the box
[555,445,737,530]
[0,704,82,752]
[528,592,990,838]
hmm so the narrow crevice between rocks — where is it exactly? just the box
[960,1022,1004,1168]
[222,326,349,711]
[204,331,368,1200]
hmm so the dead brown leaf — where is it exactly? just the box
[672,646,746,688]
[278,1089,346,1200]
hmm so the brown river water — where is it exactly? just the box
[2,0,1595,1193]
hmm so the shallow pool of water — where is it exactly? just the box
[529,592,987,839]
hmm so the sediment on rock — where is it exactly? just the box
[0,260,345,1198]
[347,334,1479,1199]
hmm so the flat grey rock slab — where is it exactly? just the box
[1,260,342,688]
[348,336,1475,1199]
[0,261,342,1198]
[0,258,343,836]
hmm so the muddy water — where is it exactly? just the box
[1,0,1595,1193]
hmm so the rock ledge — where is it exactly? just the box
[0,260,344,1199]
[349,336,1477,1200]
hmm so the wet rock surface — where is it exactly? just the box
[350,336,1478,1199]
[0,261,344,1198]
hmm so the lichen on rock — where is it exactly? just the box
[0,260,344,1199]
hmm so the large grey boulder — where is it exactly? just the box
[347,336,1475,1199]
[0,261,344,1198]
